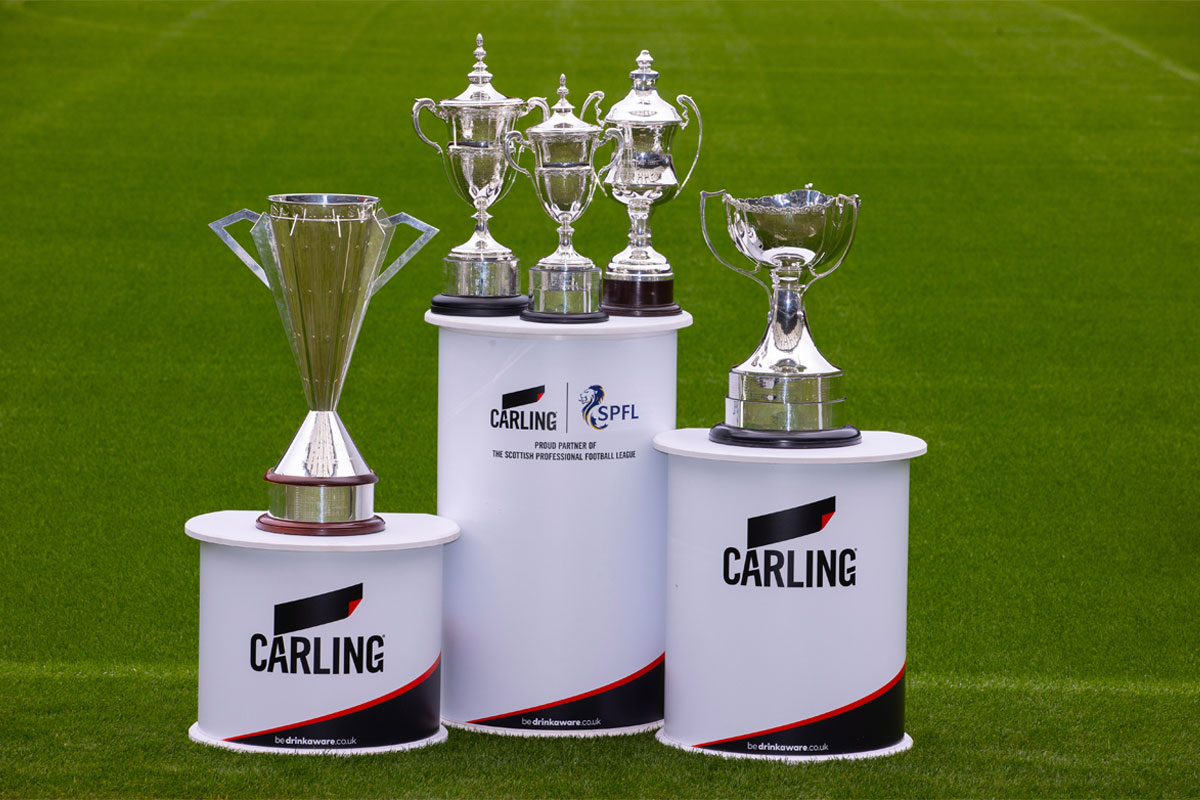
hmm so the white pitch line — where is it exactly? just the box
[4,662,1199,697]
[911,672,1200,697]
[1034,0,1200,85]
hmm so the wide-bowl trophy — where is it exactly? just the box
[413,34,546,316]
[700,186,862,448]
[599,50,701,317]
[210,194,437,533]
[504,75,621,323]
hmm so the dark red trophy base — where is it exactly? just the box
[258,470,385,536]
[255,514,386,536]
[600,277,681,317]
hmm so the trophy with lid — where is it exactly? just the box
[700,186,863,448]
[599,50,701,317]
[413,34,546,316]
[504,75,622,323]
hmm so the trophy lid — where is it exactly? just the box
[526,75,602,138]
[443,34,524,108]
[603,50,683,126]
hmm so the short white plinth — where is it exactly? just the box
[654,429,926,761]
[186,510,458,755]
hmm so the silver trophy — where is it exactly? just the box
[210,194,437,533]
[413,34,546,316]
[700,186,862,448]
[504,75,622,323]
[599,50,701,316]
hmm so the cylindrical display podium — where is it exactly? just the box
[186,510,459,755]
[427,311,692,735]
[653,429,926,761]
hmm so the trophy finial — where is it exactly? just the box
[552,74,574,112]
[469,33,491,84]
[630,49,659,88]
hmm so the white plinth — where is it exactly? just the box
[186,510,459,755]
[654,429,926,761]
[427,311,691,736]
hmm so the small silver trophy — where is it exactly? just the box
[413,34,546,316]
[504,75,622,323]
[211,194,437,533]
[599,50,701,316]
[700,186,862,448]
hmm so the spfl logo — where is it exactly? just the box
[249,583,384,675]
[579,384,639,431]
[722,497,857,588]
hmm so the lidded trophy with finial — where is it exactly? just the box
[599,50,702,317]
[413,34,547,316]
[504,75,622,322]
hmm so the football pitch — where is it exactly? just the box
[1,1,1197,796]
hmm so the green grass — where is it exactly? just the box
[1,1,1198,797]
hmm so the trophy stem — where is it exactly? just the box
[551,217,581,260]
[766,271,807,356]
[473,202,494,241]
[626,200,653,257]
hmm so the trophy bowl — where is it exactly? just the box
[701,186,862,448]
[725,188,848,269]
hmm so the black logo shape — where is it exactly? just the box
[747,497,836,549]
[501,386,545,409]
[274,583,363,635]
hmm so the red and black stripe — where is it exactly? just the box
[695,664,905,756]
[468,654,664,731]
[747,496,836,549]
[226,656,441,749]
[273,583,362,635]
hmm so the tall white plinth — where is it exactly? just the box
[427,312,692,736]
[653,429,926,761]
[186,510,459,755]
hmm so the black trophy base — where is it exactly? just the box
[520,309,609,324]
[430,293,529,317]
[600,278,681,317]
[709,423,863,449]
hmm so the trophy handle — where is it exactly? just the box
[412,98,445,155]
[809,195,860,282]
[523,96,552,123]
[209,209,269,288]
[592,128,623,198]
[699,190,768,295]
[581,90,605,125]
[372,212,439,296]
[502,130,533,180]
[675,94,703,190]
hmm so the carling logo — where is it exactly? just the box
[492,384,557,430]
[250,583,384,675]
[579,384,638,431]
[723,497,856,588]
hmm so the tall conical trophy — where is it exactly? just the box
[700,186,862,448]
[210,194,437,533]
[413,34,546,316]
